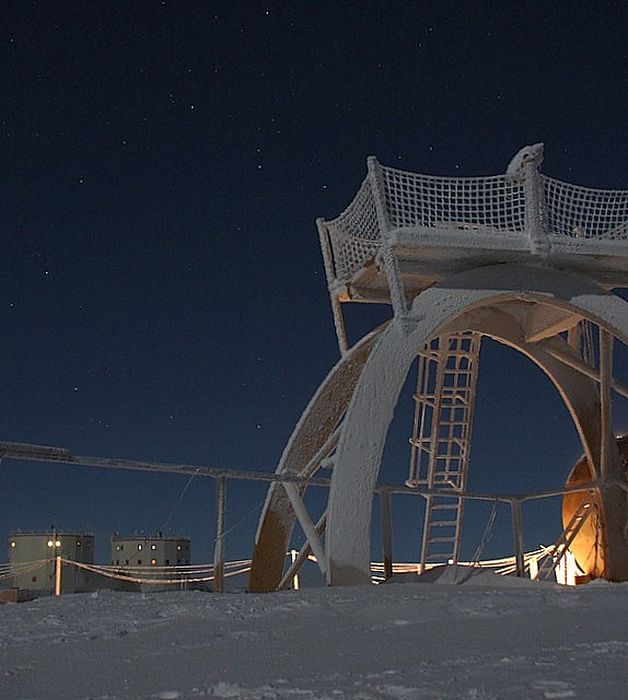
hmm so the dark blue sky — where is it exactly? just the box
[1,1,628,566]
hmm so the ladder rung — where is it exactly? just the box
[408,440,432,451]
[429,521,458,528]
[428,536,457,544]
[406,478,429,486]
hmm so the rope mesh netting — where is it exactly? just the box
[321,163,628,285]
[542,176,628,239]
[323,175,380,282]
[381,166,526,233]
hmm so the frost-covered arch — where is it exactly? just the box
[326,264,628,585]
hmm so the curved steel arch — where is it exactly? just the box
[248,324,387,592]
[248,304,609,591]
[326,264,628,585]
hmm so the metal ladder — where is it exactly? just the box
[535,489,596,581]
[407,332,482,573]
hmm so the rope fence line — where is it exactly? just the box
[67,559,249,585]
[1,547,561,591]
[0,559,51,583]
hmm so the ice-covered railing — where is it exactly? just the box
[318,148,628,286]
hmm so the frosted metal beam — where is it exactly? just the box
[282,482,327,577]
[277,512,327,591]
[0,439,609,502]
[213,474,227,593]
[539,339,628,399]
[510,499,525,578]
[379,490,393,580]
[599,329,613,481]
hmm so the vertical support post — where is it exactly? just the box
[317,218,350,356]
[379,489,393,580]
[510,498,525,578]
[508,144,549,256]
[523,163,549,255]
[213,474,227,593]
[367,156,409,319]
[528,555,539,580]
[567,323,581,354]
[54,555,62,596]
[599,328,613,481]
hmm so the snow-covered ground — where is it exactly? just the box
[1,569,628,700]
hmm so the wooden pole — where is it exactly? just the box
[54,555,62,596]
[213,475,227,593]
[510,499,525,578]
[379,490,393,580]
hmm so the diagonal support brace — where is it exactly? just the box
[282,482,327,577]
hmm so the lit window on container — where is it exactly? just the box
[76,540,81,547]
[151,559,157,566]
[176,544,182,551]
[10,541,16,548]
[138,544,143,550]
[150,544,156,550]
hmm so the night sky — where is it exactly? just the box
[2,2,628,568]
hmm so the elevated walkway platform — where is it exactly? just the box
[318,146,628,317]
